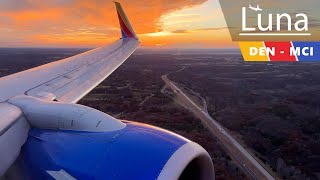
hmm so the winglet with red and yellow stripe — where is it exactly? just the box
[114,2,138,39]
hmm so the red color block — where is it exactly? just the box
[264,42,297,62]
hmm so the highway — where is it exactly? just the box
[162,74,275,180]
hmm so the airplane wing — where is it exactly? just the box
[0,2,139,175]
[0,2,215,179]
[0,2,140,103]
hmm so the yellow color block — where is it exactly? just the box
[239,42,269,62]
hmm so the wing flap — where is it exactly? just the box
[26,38,139,103]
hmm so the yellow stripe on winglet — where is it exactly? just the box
[239,42,269,62]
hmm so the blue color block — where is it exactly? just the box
[292,42,320,61]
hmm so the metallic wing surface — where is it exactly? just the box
[0,2,139,103]
[0,2,215,180]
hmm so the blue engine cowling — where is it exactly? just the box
[4,96,214,180]
[18,121,214,180]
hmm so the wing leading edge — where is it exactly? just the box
[0,2,140,103]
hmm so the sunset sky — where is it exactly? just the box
[0,0,236,48]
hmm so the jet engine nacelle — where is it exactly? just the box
[2,95,215,180]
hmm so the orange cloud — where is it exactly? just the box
[0,0,235,48]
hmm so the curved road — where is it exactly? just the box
[162,74,275,180]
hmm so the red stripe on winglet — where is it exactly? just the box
[117,12,135,38]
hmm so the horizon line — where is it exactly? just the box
[0,47,239,50]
